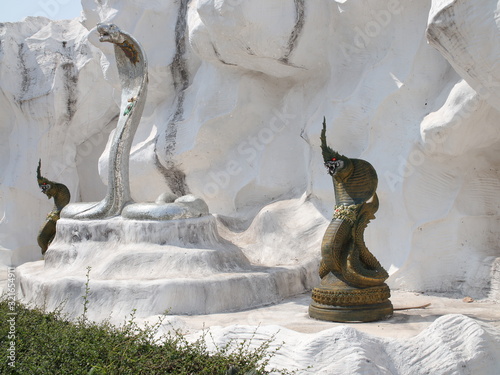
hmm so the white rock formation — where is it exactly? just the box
[195,314,500,374]
[0,17,117,265]
[1,0,499,324]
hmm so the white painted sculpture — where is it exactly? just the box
[19,20,317,316]
[61,23,149,219]
[0,0,498,304]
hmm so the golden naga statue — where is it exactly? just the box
[309,118,393,322]
[36,160,70,255]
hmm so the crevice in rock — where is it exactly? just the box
[170,0,190,94]
[17,42,31,102]
[61,61,78,121]
[153,151,188,196]
[280,0,305,64]
[156,0,191,196]
[212,42,237,66]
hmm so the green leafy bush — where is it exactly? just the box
[0,294,294,375]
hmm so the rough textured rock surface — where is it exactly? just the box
[1,0,499,314]
[193,314,500,374]
[0,17,117,265]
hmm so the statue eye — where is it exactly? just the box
[332,158,337,161]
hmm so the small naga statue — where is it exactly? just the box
[36,160,70,255]
[309,118,393,322]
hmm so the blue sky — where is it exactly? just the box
[2,0,83,23]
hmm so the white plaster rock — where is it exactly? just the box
[195,314,500,374]
[1,0,499,324]
[427,0,500,111]
[0,17,117,265]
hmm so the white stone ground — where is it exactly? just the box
[145,291,500,374]
[152,291,500,338]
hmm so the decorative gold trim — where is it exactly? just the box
[309,300,393,322]
[332,203,361,226]
[312,284,390,306]
[46,212,60,222]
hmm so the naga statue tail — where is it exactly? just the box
[321,117,344,163]
[37,159,42,180]
[342,193,389,287]
[37,159,49,186]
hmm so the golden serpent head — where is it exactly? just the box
[324,158,344,176]
[37,160,56,199]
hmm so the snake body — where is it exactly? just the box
[62,23,148,219]
[36,160,70,254]
[319,119,388,287]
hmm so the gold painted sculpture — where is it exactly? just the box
[36,160,70,255]
[309,119,393,322]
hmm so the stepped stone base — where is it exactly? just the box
[16,216,317,321]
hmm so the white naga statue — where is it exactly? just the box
[63,23,148,219]
[62,23,208,221]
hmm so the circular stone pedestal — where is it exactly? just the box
[309,273,393,322]
[16,215,318,321]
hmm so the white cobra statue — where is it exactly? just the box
[63,23,148,219]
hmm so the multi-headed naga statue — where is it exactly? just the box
[63,23,148,219]
[309,118,392,322]
[36,160,70,254]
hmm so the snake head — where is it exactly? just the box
[320,118,349,176]
[324,158,344,176]
[37,159,54,198]
[97,23,125,44]
[39,182,55,199]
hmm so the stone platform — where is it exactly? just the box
[15,215,318,320]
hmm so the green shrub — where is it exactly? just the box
[0,294,294,375]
